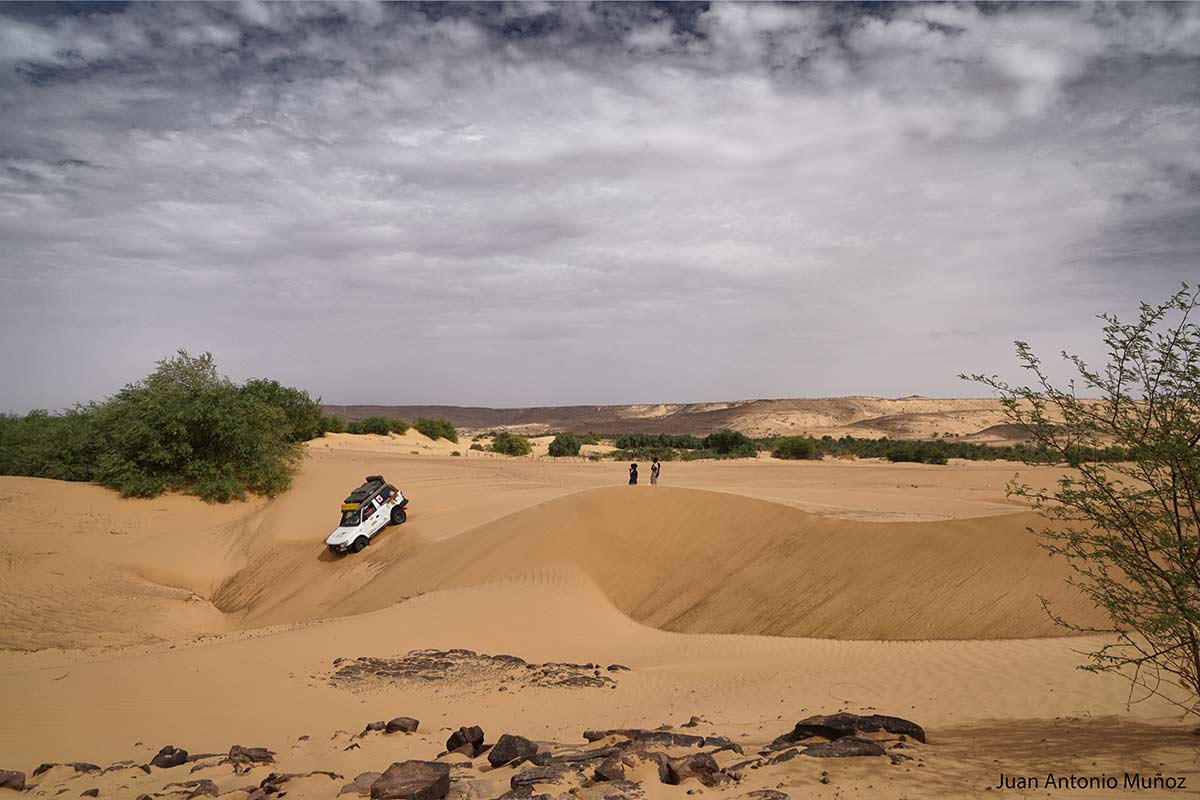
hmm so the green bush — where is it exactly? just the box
[0,407,99,482]
[0,351,313,501]
[386,417,410,434]
[772,436,818,460]
[450,450,461,457]
[319,414,348,434]
[580,433,600,445]
[414,417,458,443]
[548,433,582,457]
[239,378,324,442]
[351,417,391,436]
[702,429,756,456]
[492,431,532,456]
[469,442,484,451]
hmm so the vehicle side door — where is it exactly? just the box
[366,497,386,535]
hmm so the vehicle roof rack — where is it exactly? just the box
[345,476,386,505]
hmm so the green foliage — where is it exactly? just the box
[239,378,324,442]
[702,429,758,457]
[469,442,484,451]
[964,285,1200,716]
[579,433,600,446]
[319,414,348,434]
[614,433,702,450]
[884,441,949,465]
[0,351,312,502]
[548,433,583,457]
[491,431,533,456]
[350,417,392,435]
[450,450,461,457]
[386,417,410,434]
[771,436,819,460]
[0,407,99,481]
[414,417,458,443]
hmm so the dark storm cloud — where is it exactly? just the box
[1,2,1198,410]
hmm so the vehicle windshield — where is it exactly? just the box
[339,508,361,527]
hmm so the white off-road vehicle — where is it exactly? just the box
[326,475,408,555]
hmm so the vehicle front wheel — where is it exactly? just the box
[349,535,369,553]
[391,507,407,525]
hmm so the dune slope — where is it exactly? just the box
[217,486,1102,640]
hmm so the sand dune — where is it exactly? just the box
[1,444,1194,800]
[215,486,1103,640]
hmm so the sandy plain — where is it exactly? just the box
[0,430,1195,799]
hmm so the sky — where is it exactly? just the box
[1,1,1198,411]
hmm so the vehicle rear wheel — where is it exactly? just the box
[349,535,369,553]
[391,507,407,525]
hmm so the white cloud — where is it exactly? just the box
[0,2,1197,410]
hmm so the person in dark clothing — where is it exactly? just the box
[628,462,638,485]
[650,458,661,485]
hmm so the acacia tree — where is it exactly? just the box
[964,285,1200,717]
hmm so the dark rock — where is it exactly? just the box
[80,790,99,797]
[364,721,388,733]
[260,770,343,790]
[773,713,925,746]
[667,753,727,787]
[766,749,800,766]
[446,726,486,757]
[151,746,188,769]
[702,736,743,754]
[583,730,705,749]
[638,752,672,784]
[340,771,383,796]
[370,761,451,800]
[509,766,565,790]
[889,753,913,765]
[0,771,25,791]
[593,757,625,783]
[725,759,762,775]
[488,734,539,768]
[606,665,631,672]
[801,736,887,758]
[494,785,533,800]
[743,791,788,800]
[681,716,704,728]
[228,745,275,773]
[386,717,420,734]
[164,780,219,798]
[33,763,101,777]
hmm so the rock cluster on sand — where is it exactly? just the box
[488,734,540,767]
[150,745,188,769]
[371,760,451,800]
[10,711,924,800]
[446,725,487,757]
[0,771,26,791]
[329,650,622,693]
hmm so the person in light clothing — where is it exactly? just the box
[650,458,661,485]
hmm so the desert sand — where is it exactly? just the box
[1,432,1196,799]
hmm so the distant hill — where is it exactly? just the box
[323,397,1027,441]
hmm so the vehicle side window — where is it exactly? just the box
[379,487,393,502]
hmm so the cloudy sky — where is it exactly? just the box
[1,2,1198,411]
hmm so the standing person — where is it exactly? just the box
[628,462,638,485]
[650,458,661,485]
